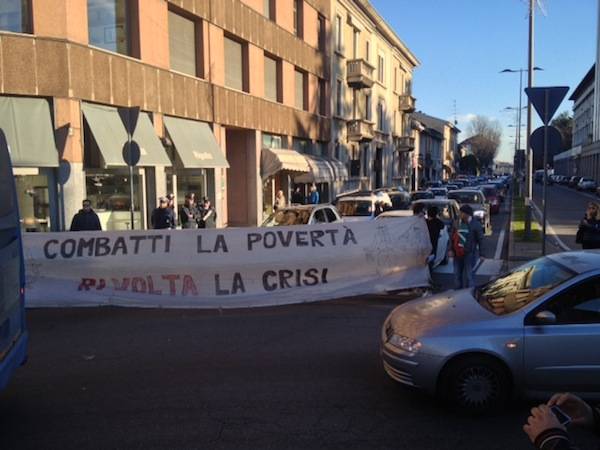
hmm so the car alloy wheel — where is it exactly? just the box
[457,366,499,408]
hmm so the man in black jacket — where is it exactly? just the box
[70,200,102,231]
[524,393,600,449]
[151,197,175,229]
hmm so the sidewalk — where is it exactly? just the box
[508,196,542,269]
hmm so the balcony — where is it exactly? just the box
[399,94,416,112]
[346,59,374,89]
[394,135,415,152]
[347,119,374,142]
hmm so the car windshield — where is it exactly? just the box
[262,209,311,226]
[337,200,372,216]
[448,192,483,204]
[389,194,410,210]
[482,187,497,197]
[411,192,433,201]
[431,189,446,195]
[475,257,576,315]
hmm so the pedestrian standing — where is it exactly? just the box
[412,202,425,218]
[151,197,175,229]
[69,199,102,231]
[576,202,600,249]
[166,193,177,226]
[198,197,217,228]
[291,187,304,205]
[426,206,445,263]
[274,190,287,211]
[309,184,320,204]
[451,204,484,289]
[180,193,198,229]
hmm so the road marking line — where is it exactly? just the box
[530,200,572,251]
[494,228,506,260]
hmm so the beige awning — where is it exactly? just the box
[163,115,229,169]
[82,103,171,167]
[0,96,58,167]
[328,158,349,180]
[261,148,310,180]
[294,155,334,184]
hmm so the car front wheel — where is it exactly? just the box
[440,356,511,413]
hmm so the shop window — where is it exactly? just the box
[262,133,283,149]
[224,35,248,92]
[14,172,51,232]
[88,0,133,56]
[0,0,31,33]
[168,9,203,78]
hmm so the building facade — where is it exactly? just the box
[1,0,335,231]
[329,0,418,193]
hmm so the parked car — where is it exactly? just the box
[445,184,459,192]
[558,175,571,185]
[568,176,583,188]
[577,177,597,191]
[480,184,501,215]
[447,189,492,234]
[336,192,392,222]
[381,251,600,412]
[387,191,412,211]
[411,198,461,230]
[429,187,448,198]
[376,211,449,268]
[410,191,435,202]
[261,204,342,226]
[425,181,443,189]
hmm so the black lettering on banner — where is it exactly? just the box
[277,231,293,247]
[304,268,319,286]
[343,228,358,245]
[232,273,245,294]
[165,235,171,253]
[215,274,230,295]
[197,235,211,253]
[325,229,338,245]
[262,270,277,291]
[279,269,294,288]
[61,239,76,258]
[111,237,128,256]
[77,238,95,257]
[148,235,162,253]
[247,233,261,251]
[131,277,147,293]
[130,235,146,253]
[310,230,325,247]
[43,239,58,259]
[214,234,229,253]
[296,231,308,247]
[94,237,111,257]
[263,232,276,249]
[295,268,302,286]
[322,268,328,284]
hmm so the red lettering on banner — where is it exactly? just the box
[161,274,180,295]
[181,275,198,296]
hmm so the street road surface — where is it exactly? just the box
[532,183,596,251]
[5,297,596,450]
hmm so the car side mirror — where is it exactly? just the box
[534,310,556,325]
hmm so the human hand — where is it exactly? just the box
[523,404,565,443]
[547,393,594,427]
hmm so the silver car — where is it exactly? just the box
[381,251,600,412]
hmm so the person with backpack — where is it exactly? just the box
[451,204,484,289]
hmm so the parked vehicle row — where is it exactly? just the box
[551,174,600,196]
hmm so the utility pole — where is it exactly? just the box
[524,0,535,238]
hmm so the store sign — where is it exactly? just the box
[22,218,431,309]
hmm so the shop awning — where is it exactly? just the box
[0,96,58,167]
[82,103,171,167]
[261,148,310,180]
[163,116,229,169]
[294,155,335,184]
[328,158,349,180]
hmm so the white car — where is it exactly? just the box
[261,205,342,226]
[577,178,597,191]
[336,192,392,222]
[376,211,449,269]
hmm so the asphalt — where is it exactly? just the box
[4,297,597,450]
[532,183,597,251]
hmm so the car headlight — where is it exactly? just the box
[474,210,485,219]
[388,334,422,354]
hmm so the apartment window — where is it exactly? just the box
[0,0,31,33]
[88,0,131,55]
[352,90,357,119]
[365,93,371,121]
[335,15,342,52]
[352,29,360,59]
[393,67,397,92]
[318,78,327,116]
[293,0,303,38]
[264,0,276,21]
[295,69,307,111]
[335,79,343,116]
[365,40,370,62]
[377,101,384,131]
[264,54,281,103]
[168,10,201,77]
[224,36,248,92]
[318,15,326,52]
[377,55,385,83]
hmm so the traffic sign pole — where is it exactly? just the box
[128,134,135,230]
[542,91,549,255]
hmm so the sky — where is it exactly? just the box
[370,0,597,163]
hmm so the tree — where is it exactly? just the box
[551,111,573,151]
[459,154,480,175]
[464,116,502,169]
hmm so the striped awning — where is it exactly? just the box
[261,148,310,180]
[294,155,334,184]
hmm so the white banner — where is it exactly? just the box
[22,217,431,309]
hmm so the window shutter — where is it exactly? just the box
[264,56,277,101]
[225,37,243,91]
[168,11,197,76]
[295,70,305,110]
